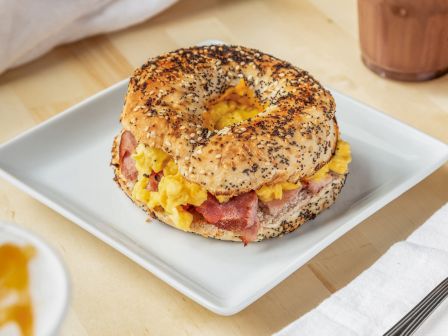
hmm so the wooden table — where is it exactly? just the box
[1,0,447,334]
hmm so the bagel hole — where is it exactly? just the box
[203,79,265,130]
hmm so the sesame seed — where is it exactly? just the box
[215,154,222,159]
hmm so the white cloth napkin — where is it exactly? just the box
[0,0,177,74]
[275,203,448,336]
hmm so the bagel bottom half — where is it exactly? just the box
[111,135,347,242]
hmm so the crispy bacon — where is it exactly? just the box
[119,131,138,182]
[195,192,259,244]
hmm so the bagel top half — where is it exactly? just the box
[120,45,338,199]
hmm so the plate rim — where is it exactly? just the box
[0,79,447,315]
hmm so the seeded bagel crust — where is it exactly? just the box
[111,135,346,242]
[120,45,338,199]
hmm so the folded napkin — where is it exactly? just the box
[275,203,448,336]
[0,0,177,74]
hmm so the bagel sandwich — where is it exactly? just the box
[111,45,351,244]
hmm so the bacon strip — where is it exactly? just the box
[146,172,162,191]
[306,175,333,194]
[195,192,259,244]
[263,188,301,215]
[118,130,263,244]
[119,131,138,182]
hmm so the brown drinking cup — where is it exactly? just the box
[358,0,448,81]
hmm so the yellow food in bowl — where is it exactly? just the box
[0,244,35,336]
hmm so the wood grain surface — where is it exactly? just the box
[0,0,447,335]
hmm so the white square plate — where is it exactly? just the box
[1,79,447,315]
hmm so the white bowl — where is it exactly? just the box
[0,221,70,336]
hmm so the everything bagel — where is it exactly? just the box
[112,45,351,243]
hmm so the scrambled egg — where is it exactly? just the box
[256,182,301,203]
[132,145,207,230]
[131,141,351,226]
[305,140,352,182]
[133,145,170,174]
[256,140,351,202]
[215,195,233,203]
[204,79,265,130]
